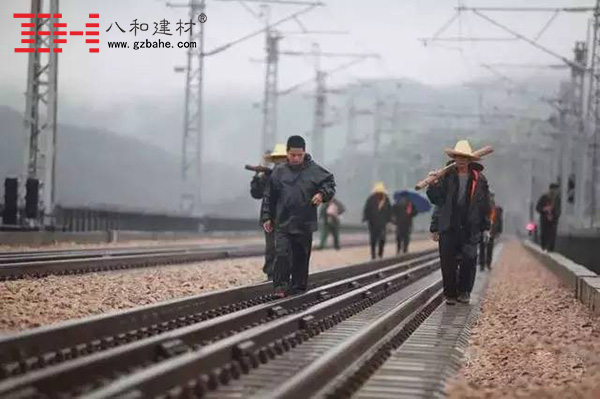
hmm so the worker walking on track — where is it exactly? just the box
[363,182,392,259]
[261,135,336,297]
[479,192,503,271]
[426,140,491,305]
[392,194,418,254]
[249,144,287,280]
[536,183,561,252]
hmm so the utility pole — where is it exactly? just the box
[372,98,384,182]
[312,69,327,162]
[345,94,373,149]
[255,1,329,154]
[589,0,600,227]
[169,0,319,213]
[279,49,379,162]
[22,0,60,226]
[261,7,280,153]
[168,0,205,215]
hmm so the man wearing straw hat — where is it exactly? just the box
[261,136,336,297]
[250,144,287,280]
[426,140,491,305]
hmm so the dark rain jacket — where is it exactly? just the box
[536,193,561,223]
[430,206,440,233]
[426,163,491,238]
[490,205,503,236]
[362,193,392,233]
[392,197,418,235]
[261,154,336,234]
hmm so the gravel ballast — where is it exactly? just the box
[0,240,435,333]
[446,240,600,399]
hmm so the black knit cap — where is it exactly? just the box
[549,183,559,189]
[286,135,306,150]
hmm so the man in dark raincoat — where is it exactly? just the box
[427,140,491,305]
[392,195,418,254]
[363,182,392,259]
[536,183,561,252]
[261,135,336,297]
[250,144,287,280]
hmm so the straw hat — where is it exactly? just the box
[372,182,387,194]
[444,140,481,160]
[264,144,287,162]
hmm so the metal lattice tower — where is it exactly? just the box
[371,99,384,182]
[589,0,600,226]
[169,0,205,215]
[261,12,280,153]
[312,70,326,162]
[23,0,60,225]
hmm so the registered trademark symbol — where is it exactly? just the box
[198,13,207,23]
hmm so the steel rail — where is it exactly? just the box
[0,250,437,380]
[0,237,372,280]
[0,256,439,398]
[82,263,441,398]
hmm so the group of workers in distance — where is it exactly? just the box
[249,136,503,304]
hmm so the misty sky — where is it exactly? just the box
[0,0,593,162]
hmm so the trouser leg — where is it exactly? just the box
[290,233,312,292]
[403,232,410,253]
[486,237,495,268]
[273,230,292,290]
[548,222,557,252]
[396,233,402,254]
[319,224,328,249]
[263,230,275,277]
[369,228,377,259]
[439,232,459,299]
[458,238,478,294]
[479,239,486,270]
[378,230,386,258]
[540,220,549,250]
[457,252,477,294]
[332,224,340,250]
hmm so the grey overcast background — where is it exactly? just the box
[0,0,592,221]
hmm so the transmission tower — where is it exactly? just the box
[256,2,343,154]
[279,48,378,162]
[22,0,60,226]
[168,0,206,215]
[589,0,600,227]
[262,23,281,153]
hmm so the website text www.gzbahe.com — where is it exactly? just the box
[107,38,197,50]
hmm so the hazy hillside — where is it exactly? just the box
[0,106,258,217]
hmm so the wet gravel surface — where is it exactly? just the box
[446,240,600,399]
[0,240,434,333]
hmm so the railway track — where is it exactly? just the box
[0,250,437,392]
[79,258,445,399]
[0,247,487,399]
[0,237,371,281]
[0,251,481,399]
[0,250,463,399]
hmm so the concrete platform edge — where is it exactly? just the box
[522,239,600,316]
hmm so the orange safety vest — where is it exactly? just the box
[469,170,480,201]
